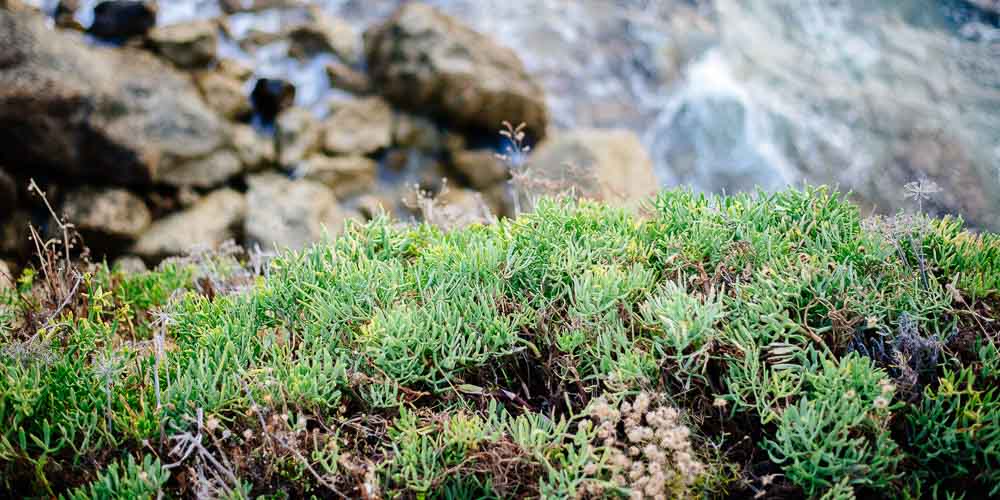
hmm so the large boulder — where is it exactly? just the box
[364,3,548,138]
[322,97,393,156]
[0,9,232,186]
[132,189,246,260]
[244,173,350,251]
[523,129,659,209]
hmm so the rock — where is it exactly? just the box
[0,168,16,217]
[353,193,395,220]
[0,9,230,185]
[244,173,349,251]
[451,150,508,189]
[148,20,218,69]
[251,78,296,123]
[133,188,246,260]
[483,183,514,218]
[288,9,360,64]
[299,154,377,199]
[523,129,658,209]
[61,186,151,242]
[232,124,274,171]
[88,1,156,41]
[158,149,243,189]
[426,187,495,230]
[364,3,548,138]
[276,107,320,167]
[325,61,371,95]
[393,113,442,153]
[865,128,993,224]
[113,255,147,274]
[195,71,252,121]
[322,97,392,156]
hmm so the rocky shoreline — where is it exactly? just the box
[0,0,658,275]
[1,0,998,280]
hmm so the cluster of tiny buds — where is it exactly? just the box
[581,392,706,499]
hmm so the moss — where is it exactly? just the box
[1,186,998,498]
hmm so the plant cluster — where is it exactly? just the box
[0,186,998,498]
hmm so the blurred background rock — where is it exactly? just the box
[1,0,997,271]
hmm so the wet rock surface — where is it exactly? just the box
[364,3,549,139]
[0,8,229,185]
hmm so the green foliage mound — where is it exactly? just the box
[1,187,998,498]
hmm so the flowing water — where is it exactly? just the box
[24,0,1000,228]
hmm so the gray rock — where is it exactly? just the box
[288,8,360,65]
[232,124,274,172]
[451,150,508,189]
[299,154,377,199]
[196,71,252,121]
[148,20,218,68]
[524,129,658,210]
[322,97,393,156]
[244,172,349,251]
[0,9,230,185]
[158,149,243,189]
[325,61,371,95]
[364,3,549,138]
[133,188,246,260]
[113,255,147,274]
[393,113,442,153]
[276,107,320,167]
[61,186,151,240]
